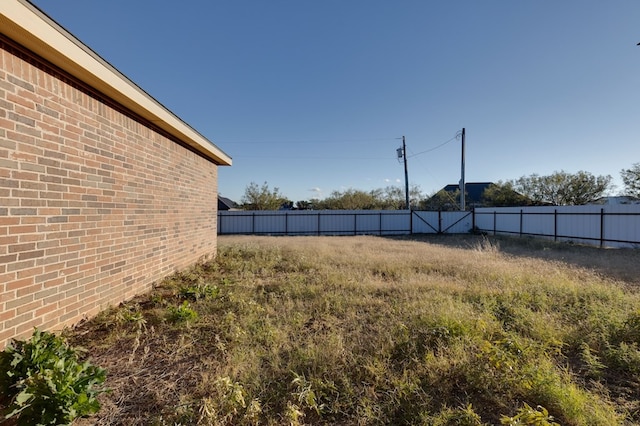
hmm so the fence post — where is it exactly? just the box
[519,209,523,236]
[379,212,383,236]
[600,208,605,248]
[493,211,497,236]
[554,209,557,242]
[252,212,256,234]
[354,213,357,236]
[317,212,321,236]
[438,210,442,234]
[285,211,289,236]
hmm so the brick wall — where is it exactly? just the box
[0,36,219,348]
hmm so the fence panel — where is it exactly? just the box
[319,211,358,235]
[475,205,640,248]
[556,207,601,244]
[603,206,640,247]
[521,210,555,237]
[379,211,411,235]
[217,212,254,234]
[441,211,473,234]
[411,211,439,233]
[254,213,287,234]
[219,207,640,247]
[287,213,320,235]
[218,210,414,236]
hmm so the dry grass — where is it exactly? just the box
[66,234,640,425]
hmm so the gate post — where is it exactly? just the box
[471,208,475,232]
[410,210,413,235]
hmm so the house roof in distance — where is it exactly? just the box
[442,182,494,204]
[218,196,238,211]
[0,0,232,166]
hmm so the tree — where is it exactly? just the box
[241,181,289,210]
[379,186,403,209]
[512,170,612,206]
[420,189,461,211]
[481,181,531,207]
[379,185,423,210]
[315,189,381,210]
[621,163,640,198]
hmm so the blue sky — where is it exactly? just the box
[32,1,640,203]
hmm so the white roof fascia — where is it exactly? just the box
[1,0,231,166]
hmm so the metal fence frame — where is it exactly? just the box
[217,210,473,236]
[474,205,640,248]
[219,206,640,248]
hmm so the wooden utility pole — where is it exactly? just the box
[460,128,466,211]
[403,136,410,210]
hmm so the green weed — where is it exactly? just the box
[0,329,106,425]
[166,301,198,323]
[179,282,220,301]
[501,403,559,426]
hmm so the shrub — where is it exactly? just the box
[0,328,106,425]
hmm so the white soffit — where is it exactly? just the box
[0,0,231,166]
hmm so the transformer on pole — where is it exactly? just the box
[396,136,410,210]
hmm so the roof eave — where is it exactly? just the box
[1,0,231,166]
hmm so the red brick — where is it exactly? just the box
[0,37,220,349]
[7,277,35,291]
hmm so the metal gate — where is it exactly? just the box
[411,210,473,234]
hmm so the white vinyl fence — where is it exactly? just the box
[217,210,473,236]
[474,205,640,248]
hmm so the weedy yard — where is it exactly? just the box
[66,235,640,425]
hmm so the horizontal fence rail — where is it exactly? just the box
[219,206,640,248]
[474,205,640,248]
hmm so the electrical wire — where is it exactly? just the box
[232,155,391,160]
[407,136,457,158]
[218,137,399,145]
[404,133,463,208]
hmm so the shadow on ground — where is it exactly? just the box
[389,234,640,286]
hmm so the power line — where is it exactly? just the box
[232,154,392,161]
[218,137,399,145]
[407,136,457,158]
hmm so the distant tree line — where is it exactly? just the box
[239,166,640,211]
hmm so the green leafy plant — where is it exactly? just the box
[501,403,559,426]
[0,328,106,425]
[115,303,147,330]
[167,301,199,323]
[291,373,326,416]
[431,404,485,426]
[178,283,219,301]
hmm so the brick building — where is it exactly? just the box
[0,1,232,348]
